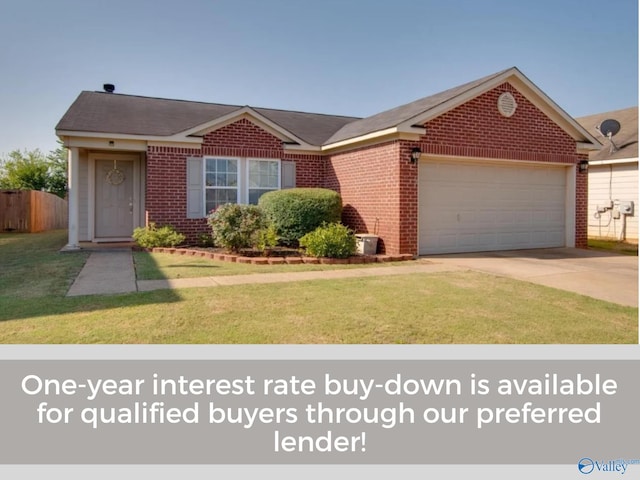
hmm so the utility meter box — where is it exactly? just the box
[355,234,378,255]
[618,201,634,216]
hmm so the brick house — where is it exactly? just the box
[56,67,600,255]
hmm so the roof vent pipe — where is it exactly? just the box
[103,84,115,93]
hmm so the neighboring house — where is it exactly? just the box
[576,107,638,242]
[56,67,600,255]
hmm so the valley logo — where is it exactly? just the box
[578,457,638,475]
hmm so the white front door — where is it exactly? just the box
[95,159,134,238]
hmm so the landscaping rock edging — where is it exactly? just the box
[144,247,415,265]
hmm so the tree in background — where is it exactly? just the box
[0,142,67,198]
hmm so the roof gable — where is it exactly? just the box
[324,67,600,149]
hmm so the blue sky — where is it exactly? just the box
[0,0,637,156]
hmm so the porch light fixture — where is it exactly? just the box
[578,160,589,173]
[410,147,422,164]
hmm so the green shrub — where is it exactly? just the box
[299,223,356,259]
[207,203,268,252]
[132,223,185,248]
[197,233,216,248]
[258,188,342,245]
[256,224,279,253]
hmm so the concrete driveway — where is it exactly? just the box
[424,248,638,307]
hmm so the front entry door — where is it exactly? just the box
[95,159,134,238]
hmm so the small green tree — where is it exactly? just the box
[46,141,68,198]
[0,142,67,198]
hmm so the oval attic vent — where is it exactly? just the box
[497,92,517,117]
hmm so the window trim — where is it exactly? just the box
[203,156,241,214]
[202,156,281,212]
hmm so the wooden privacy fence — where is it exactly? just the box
[0,190,68,233]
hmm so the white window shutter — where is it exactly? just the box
[186,157,204,218]
[281,160,296,189]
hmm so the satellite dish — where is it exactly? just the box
[596,118,621,153]
[597,118,621,137]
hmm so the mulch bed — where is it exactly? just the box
[137,246,414,265]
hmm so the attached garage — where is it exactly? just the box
[418,158,574,254]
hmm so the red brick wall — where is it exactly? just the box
[576,153,589,248]
[325,83,585,254]
[420,83,577,164]
[145,86,586,251]
[325,141,415,254]
[146,145,205,241]
[146,119,323,243]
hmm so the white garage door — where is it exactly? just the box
[419,159,568,255]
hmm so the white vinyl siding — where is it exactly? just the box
[587,162,638,241]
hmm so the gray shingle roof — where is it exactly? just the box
[324,68,513,144]
[576,107,638,161]
[56,91,360,146]
[60,67,582,149]
[56,92,239,137]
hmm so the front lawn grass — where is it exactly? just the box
[0,271,636,344]
[0,231,637,344]
[0,230,89,297]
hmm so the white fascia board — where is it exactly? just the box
[577,141,602,153]
[182,107,317,150]
[321,126,425,152]
[58,134,148,151]
[147,141,204,149]
[281,143,322,153]
[589,157,638,166]
[57,130,202,145]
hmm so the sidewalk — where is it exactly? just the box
[66,250,137,296]
[66,249,460,297]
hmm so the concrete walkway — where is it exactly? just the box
[65,247,638,307]
[66,250,137,296]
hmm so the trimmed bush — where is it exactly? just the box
[207,203,268,252]
[133,223,185,248]
[258,188,342,245]
[299,223,356,259]
[256,223,279,253]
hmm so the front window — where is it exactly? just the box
[205,158,238,213]
[248,159,279,204]
[203,157,280,212]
